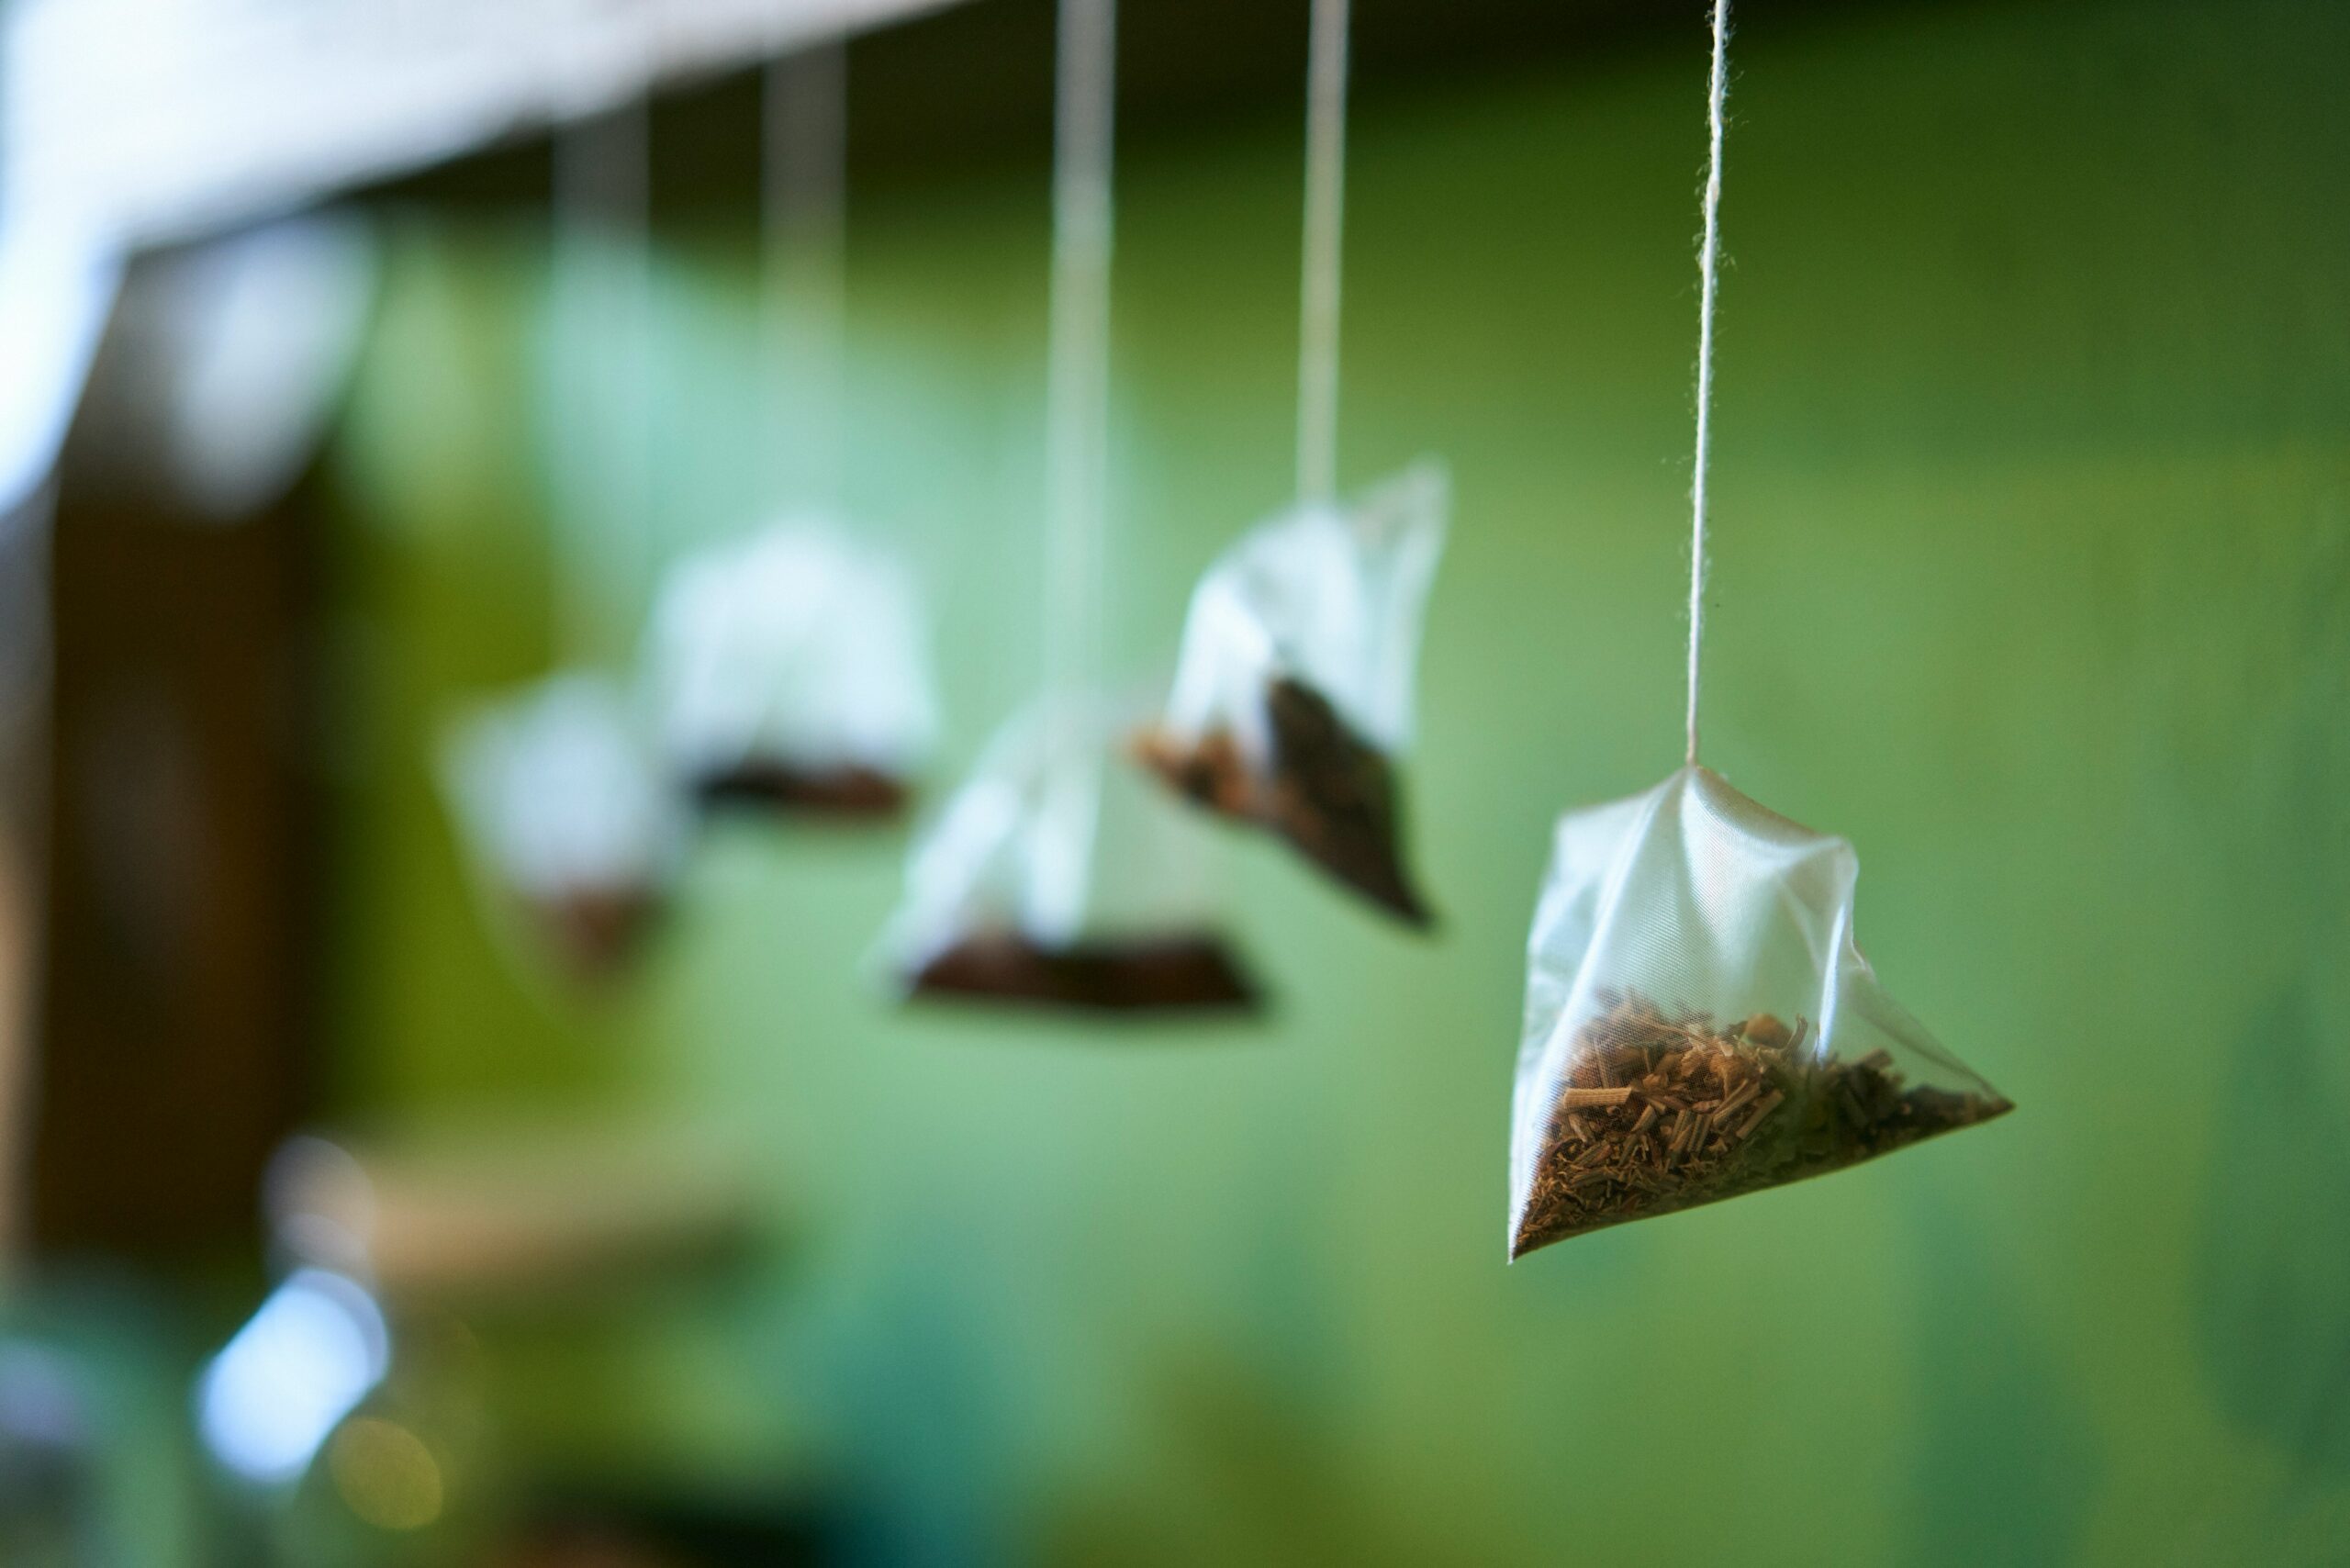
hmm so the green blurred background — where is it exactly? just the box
[307,0,2350,1560]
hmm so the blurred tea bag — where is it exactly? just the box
[1136,462,1445,925]
[886,693,1259,1014]
[1508,767,2011,1259]
[642,520,935,819]
[442,674,682,981]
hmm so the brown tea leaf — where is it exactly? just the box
[1133,677,1430,926]
[1513,994,2011,1258]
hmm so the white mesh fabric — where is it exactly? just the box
[641,519,936,782]
[1509,766,2004,1248]
[1161,462,1446,759]
[885,692,1223,967]
[442,672,682,900]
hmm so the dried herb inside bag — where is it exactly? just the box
[907,930,1257,1014]
[692,760,907,819]
[1137,465,1445,926]
[1509,767,2010,1259]
[885,694,1263,1019]
[1136,676,1426,924]
[1514,995,2009,1254]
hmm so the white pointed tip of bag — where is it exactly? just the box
[1506,766,2011,1260]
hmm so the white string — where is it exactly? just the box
[551,96,653,666]
[1684,0,1729,767]
[762,42,848,510]
[1295,0,1350,507]
[1043,0,1115,705]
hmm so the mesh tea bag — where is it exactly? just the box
[887,694,1259,1014]
[642,520,936,818]
[1508,767,2010,1259]
[442,674,685,981]
[1134,463,1446,925]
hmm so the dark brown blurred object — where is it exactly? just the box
[690,761,907,821]
[492,1495,838,1568]
[530,885,664,985]
[1136,678,1431,927]
[0,496,46,1260]
[21,262,332,1264]
[907,929,1259,1015]
[497,1535,696,1568]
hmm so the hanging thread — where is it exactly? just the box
[762,42,849,510]
[1043,0,1116,704]
[1294,0,1350,506]
[1684,0,1729,767]
[551,96,654,665]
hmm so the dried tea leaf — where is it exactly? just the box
[905,931,1259,1015]
[1512,994,2012,1257]
[1135,677,1430,926]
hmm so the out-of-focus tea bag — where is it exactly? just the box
[885,0,1259,1019]
[886,693,1256,1014]
[1135,0,1443,927]
[643,520,934,819]
[443,101,674,985]
[442,674,682,981]
[1136,464,1443,924]
[648,50,935,821]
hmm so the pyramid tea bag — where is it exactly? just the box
[1133,0,1441,927]
[887,694,1258,1014]
[442,674,684,981]
[643,521,935,818]
[1135,463,1445,925]
[1503,1,2007,1259]
[1509,767,2010,1258]
[889,0,1253,1015]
